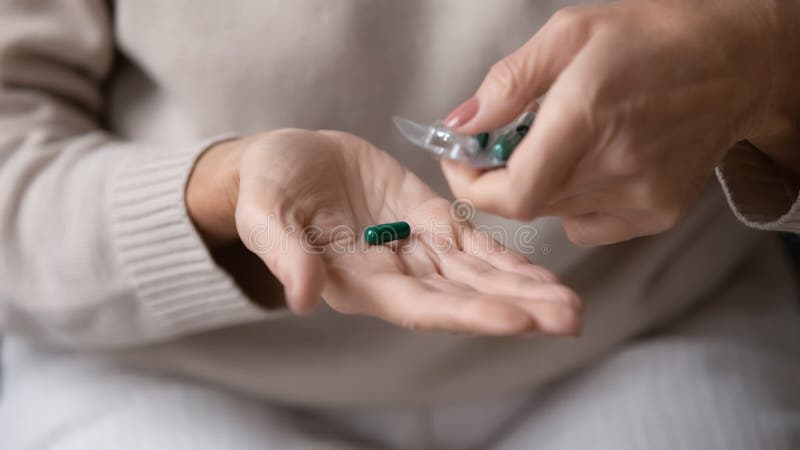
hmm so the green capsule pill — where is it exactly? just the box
[473,133,490,149]
[492,112,536,162]
[492,131,525,162]
[364,221,411,245]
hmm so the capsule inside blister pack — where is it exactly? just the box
[393,112,535,169]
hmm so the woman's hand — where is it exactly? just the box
[442,0,800,246]
[187,129,581,336]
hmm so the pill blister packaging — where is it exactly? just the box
[394,112,535,169]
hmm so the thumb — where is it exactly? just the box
[237,182,325,315]
[445,7,593,135]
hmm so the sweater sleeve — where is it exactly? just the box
[0,0,273,349]
[716,140,800,233]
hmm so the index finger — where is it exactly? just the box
[445,69,594,221]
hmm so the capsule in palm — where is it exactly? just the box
[364,221,411,245]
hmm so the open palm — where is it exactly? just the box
[235,129,580,336]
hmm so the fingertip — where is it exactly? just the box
[285,290,318,315]
[555,286,583,311]
[284,280,317,315]
[444,97,479,128]
[439,158,458,177]
[284,256,325,315]
[441,159,482,184]
[463,299,535,335]
[440,161,482,204]
[456,169,531,219]
[539,302,583,337]
[454,74,536,135]
[441,158,516,215]
[562,309,583,337]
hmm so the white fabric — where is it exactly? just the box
[2,240,798,450]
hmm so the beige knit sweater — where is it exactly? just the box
[0,0,794,407]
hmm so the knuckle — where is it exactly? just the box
[562,219,586,247]
[235,203,269,228]
[336,303,362,316]
[562,218,598,248]
[649,206,683,234]
[316,129,348,140]
[549,285,582,310]
[609,148,644,175]
[628,179,660,207]
[547,303,582,334]
[464,300,524,333]
[255,128,308,145]
[501,199,535,221]
[318,129,364,147]
[448,183,470,201]
[629,181,683,233]
[549,6,591,34]
[326,297,362,316]
[235,209,277,253]
[532,267,561,284]
[486,57,526,101]
[466,192,525,220]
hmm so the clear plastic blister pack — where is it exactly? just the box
[393,112,535,169]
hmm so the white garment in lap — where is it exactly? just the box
[2,241,798,450]
[0,341,529,450]
[494,240,800,450]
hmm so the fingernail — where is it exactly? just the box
[444,97,479,128]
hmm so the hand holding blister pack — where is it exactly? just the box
[394,112,535,169]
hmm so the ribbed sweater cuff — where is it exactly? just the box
[110,136,271,339]
[716,140,800,233]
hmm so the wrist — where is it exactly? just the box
[186,138,243,248]
[740,0,800,139]
[748,132,800,175]
[738,1,800,171]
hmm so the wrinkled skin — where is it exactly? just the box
[443,0,800,246]
[187,129,581,336]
